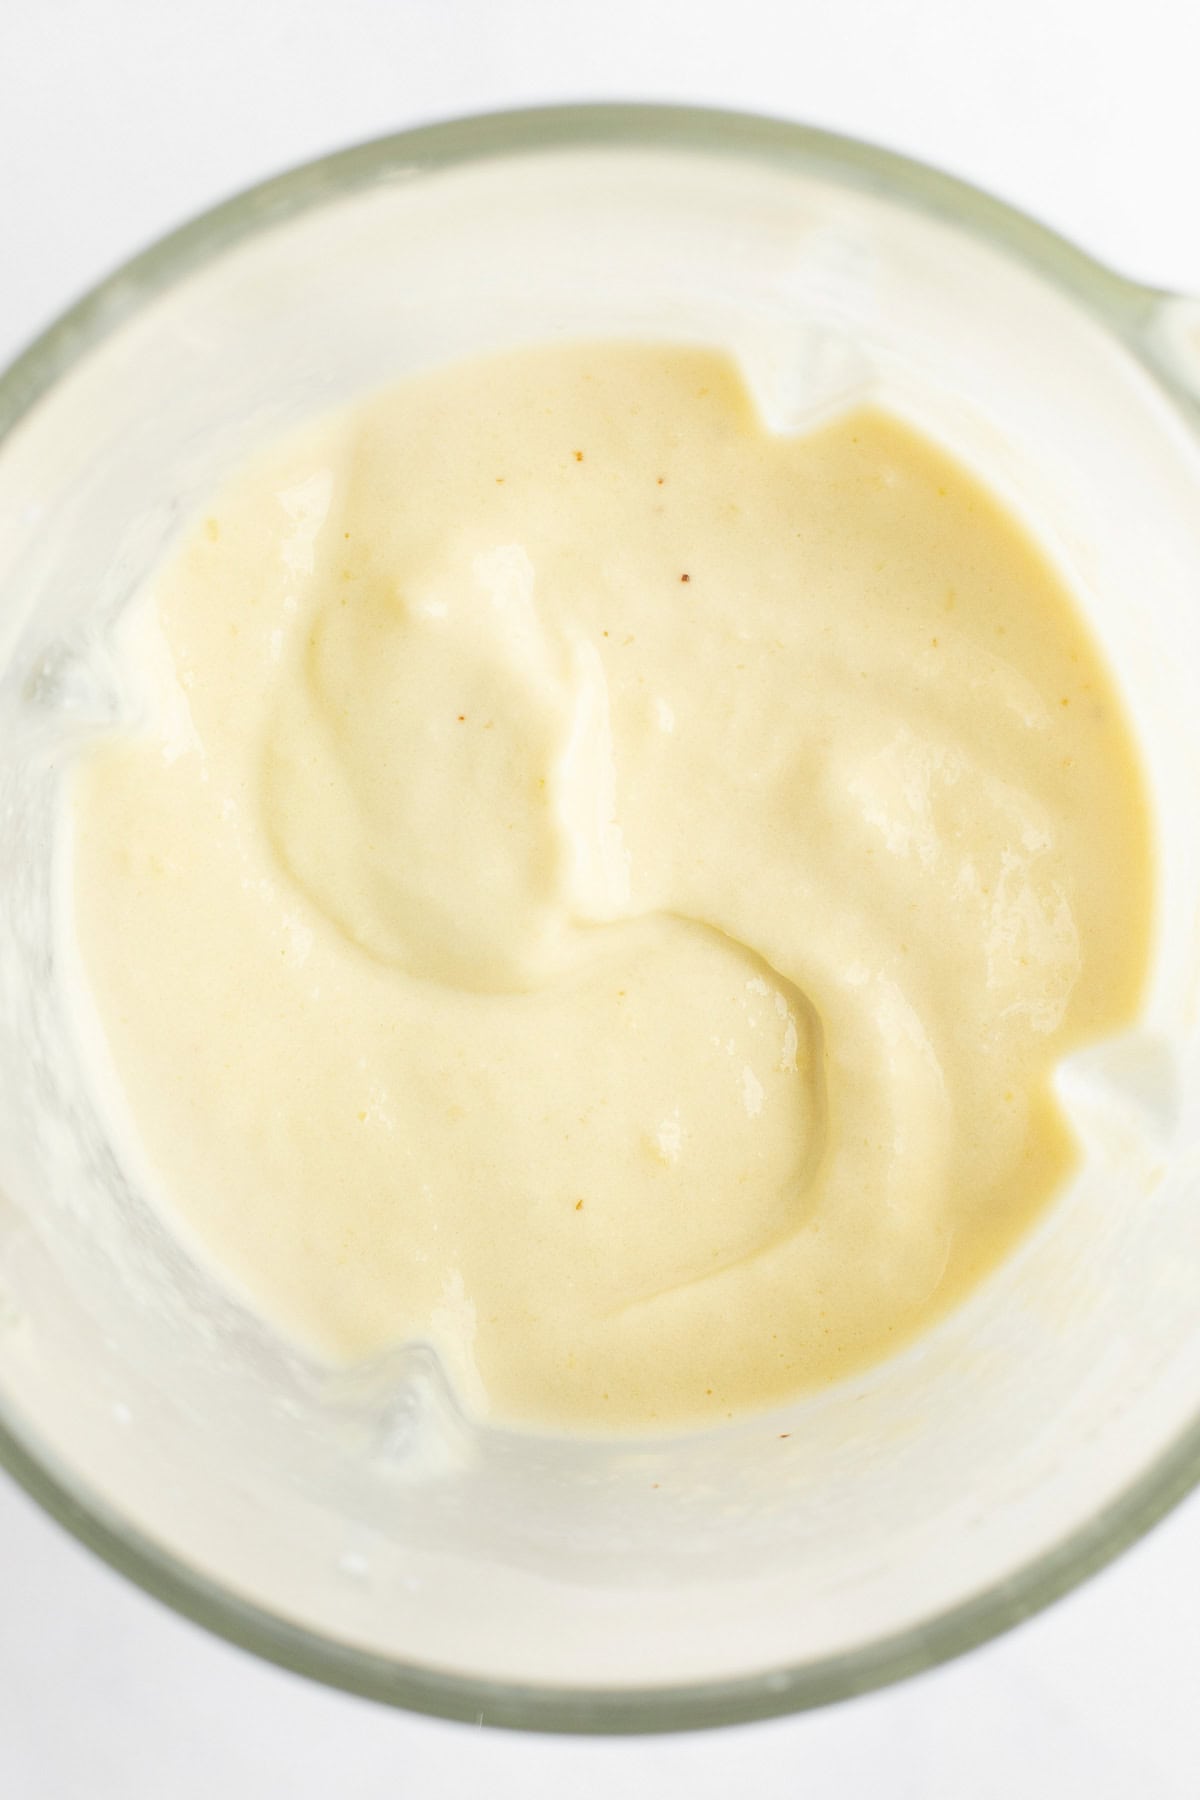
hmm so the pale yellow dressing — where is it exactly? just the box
[70,344,1152,1430]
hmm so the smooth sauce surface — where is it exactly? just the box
[70,345,1152,1430]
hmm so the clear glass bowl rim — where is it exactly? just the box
[1,101,1197,1735]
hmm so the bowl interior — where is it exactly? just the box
[2,117,1200,1726]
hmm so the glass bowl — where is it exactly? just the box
[2,104,1200,1734]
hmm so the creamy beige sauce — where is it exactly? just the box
[69,344,1152,1431]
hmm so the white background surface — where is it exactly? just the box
[3,3,1200,1794]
